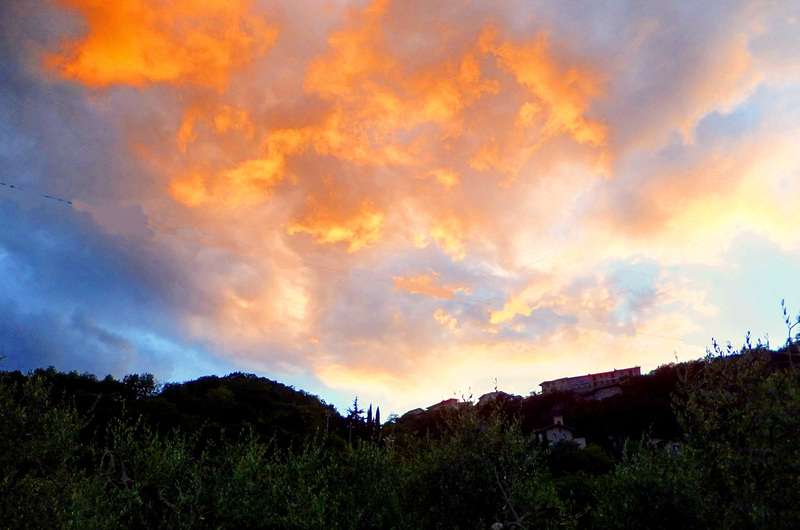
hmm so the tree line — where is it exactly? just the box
[1,329,799,528]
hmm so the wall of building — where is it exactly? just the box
[540,366,641,395]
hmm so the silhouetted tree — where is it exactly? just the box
[122,373,157,399]
[374,406,381,441]
[347,397,365,444]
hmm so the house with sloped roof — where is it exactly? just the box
[427,398,461,412]
[531,416,586,449]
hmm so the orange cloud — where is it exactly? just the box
[489,296,533,325]
[428,168,460,189]
[393,273,456,299]
[47,0,277,89]
[287,199,385,253]
[168,173,210,208]
[304,0,394,101]
[177,110,201,154]
[185,276,313,356]
[170,127,309,208]
[314,361,409,401]
[433,309,458,330]
[429,215,468,260]
[480,27,607,147]
[582,132,800,262]
[302,0,500,169]
[161,0,609,243]
[177,103,255,153]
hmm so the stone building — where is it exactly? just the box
[540,366,640,399]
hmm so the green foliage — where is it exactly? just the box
[91,416,206,528]
[546,442,614,478]
[4,322,800,529]
[673,348,800,528]
[0,374,97,527]
[397,406,571,529]
[593,440,705,529]
[596,343,800,530]
[145,373,345,449]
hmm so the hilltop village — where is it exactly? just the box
[389,365,670,453]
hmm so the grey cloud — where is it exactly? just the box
[492,307,578,343]
[0,299,136,377]
[71,200,152,238]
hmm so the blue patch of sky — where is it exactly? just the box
[604,258,660,325]
[125,330,240,384]
[679,231,800,349]
[694,98,764,145]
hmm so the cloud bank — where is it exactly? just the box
[2,0,799,413]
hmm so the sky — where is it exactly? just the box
[2,0,800,416]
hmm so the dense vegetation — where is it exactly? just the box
[2,332,799,528]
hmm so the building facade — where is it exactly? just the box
[532,416,586,448]
[540,366,641,397]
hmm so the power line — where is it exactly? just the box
[0,181,72,205]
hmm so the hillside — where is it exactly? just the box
[2,345,799,528]
[385,363,682,452]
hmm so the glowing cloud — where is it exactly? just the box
[490,296,533,325]
[47,0,278,89]
[427,168,460,190]
[480,26,607,146]
[394,273,456,300]
[170,128,309,208]
[7,0,799,416]
[429,216,468,260]
[433,309,458,330]
[287,200,385,253]
[178,104,255,153]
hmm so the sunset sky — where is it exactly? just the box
[2,0,799,415]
